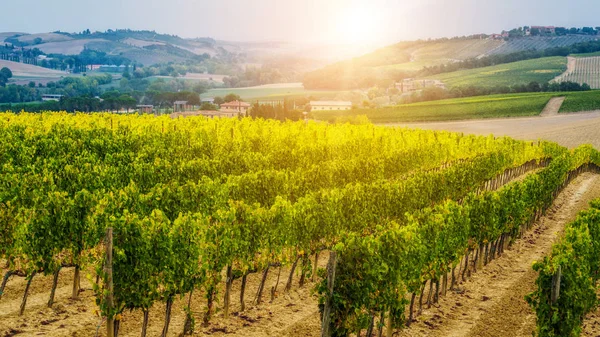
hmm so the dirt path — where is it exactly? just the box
[581,291,600,336]
[539,96,565,117]
[552,56,576,83]
[398,172,600,337]
[391,110,600,149]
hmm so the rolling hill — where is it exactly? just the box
[427,56,567,88]
[303,35,600,90]
[0,59,67,78]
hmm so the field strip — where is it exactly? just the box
[397,173,600,337]
[539,96,565,117]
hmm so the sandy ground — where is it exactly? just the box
[392,110,600,149]
[397,172,600,337]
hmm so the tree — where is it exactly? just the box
[200,102,217,110]
[213,96,224,105]
[223,93,241,103]
[1,67,13,80]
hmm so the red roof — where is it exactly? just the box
[221,100,251,107]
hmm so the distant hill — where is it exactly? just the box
[0,59,66,78]
[0,30,228,66]
[303,35,600,90]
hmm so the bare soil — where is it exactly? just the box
[0,60,67,78]
[539,96,565,117]
[394,110,600,149]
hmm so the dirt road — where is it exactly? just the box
[539,96,565,117]
[397,173,600,337]
[552,56,576,83]
[391,110,600,149]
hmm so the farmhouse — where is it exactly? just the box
[220,100,251,114]
[526,26,556,36]
[394,79,445,93]
[42,94,64,101]
[98,65,127,73]
[136,105,154,114]
[310,101,352,111]
[173,100,191,112]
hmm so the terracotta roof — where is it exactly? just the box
[221,100,251,107]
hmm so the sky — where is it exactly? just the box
[2,0,600,46]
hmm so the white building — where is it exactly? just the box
[310,101,352,111]
[42,94,64,101]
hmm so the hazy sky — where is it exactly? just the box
[2,0,599,45]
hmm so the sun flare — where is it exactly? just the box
[334,5,382,44]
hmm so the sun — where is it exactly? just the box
[334,6,382,45]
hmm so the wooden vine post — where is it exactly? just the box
[551,265,561,304]
[321,252,338,337]
[106,228,115,337]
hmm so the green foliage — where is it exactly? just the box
[527,201,600,337]
[0,112,566,329]
[559,90,600,112]
[323,148,599,335]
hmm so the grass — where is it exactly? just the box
[425,57,568,88]
[560,90,600,112]
[312,92,559,123]
[572,51,600,57]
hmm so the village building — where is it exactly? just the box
[526,26,556,36]
[394,79,445,93]
[136,105,154,114]
[173,100,191,112]
[98,65,128,73]
[220,100,251,114]
[41,94,64,101]
[309,101,352,111]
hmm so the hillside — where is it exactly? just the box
[303,35,600,90]
[426,56,567,88]
[0,59,67,78]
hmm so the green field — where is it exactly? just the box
[205,84,349,101]
[572,51,600,57]
[313,93,559,123]
[559,90,600,112]
[426,57,567,88]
